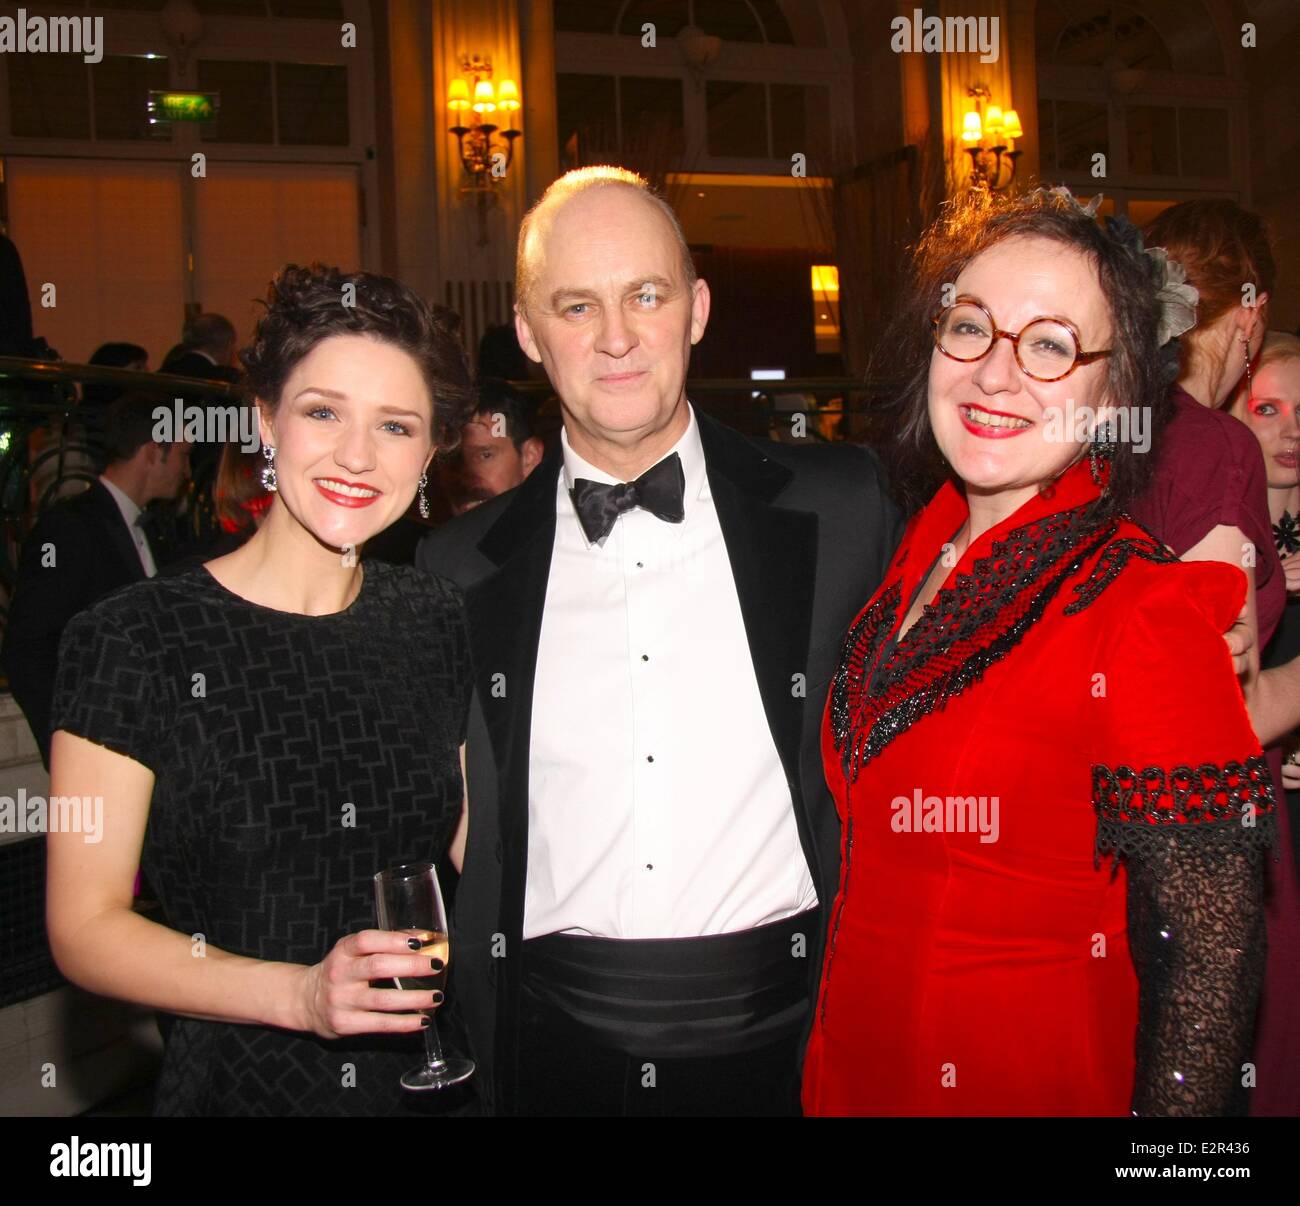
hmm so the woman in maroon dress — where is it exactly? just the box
[1136,201,1298,1117]
[802,188,1274,1117]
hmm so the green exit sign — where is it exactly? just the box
[147,91,219,123]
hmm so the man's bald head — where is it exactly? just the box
[515,166,696,316]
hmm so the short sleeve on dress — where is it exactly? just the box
[51,594,167,774]
[1091,558,1275,859]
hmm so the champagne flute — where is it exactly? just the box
[373,861,474,1091]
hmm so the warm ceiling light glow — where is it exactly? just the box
[447,78,470,112]
[473,80,497,113]
[811,264,840,296]
[962,110,982,142]
[1002,109,1024,140]
[496,78,520,111]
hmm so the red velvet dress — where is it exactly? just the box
[802,458,1275,1117]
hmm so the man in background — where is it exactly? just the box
[444,379,544,516]
[2,393,191,767]
[161,312,241,383]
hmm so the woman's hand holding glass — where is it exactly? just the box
[294,929,445,1040]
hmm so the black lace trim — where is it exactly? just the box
[1063,535,1178,615]
[830,504,1118,781]
[1092,759,1277,866]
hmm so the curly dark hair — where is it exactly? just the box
[239,263,474,453]
[875,188,1179,521]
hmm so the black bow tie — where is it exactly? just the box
[570,452,686,543]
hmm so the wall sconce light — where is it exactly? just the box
[961,85,1021,191]
[447,54,522,245]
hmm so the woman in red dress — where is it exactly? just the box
[802,188,1275,1117]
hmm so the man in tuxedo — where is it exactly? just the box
[418,167,899,1116]
[3,393,190,767]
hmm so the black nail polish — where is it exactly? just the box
[431,990,445,1004]
[407,937,421,950]
[430,957,445,972]
[421,1014,432,1027]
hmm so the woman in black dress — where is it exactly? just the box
[45,264,476,1115]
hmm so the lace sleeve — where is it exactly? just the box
[1092,760,1275,1116]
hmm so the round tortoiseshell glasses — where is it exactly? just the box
[932,297,1113,382]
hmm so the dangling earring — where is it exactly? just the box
[1089,416,1116,487]
[1243,336,1255,404]
[261,444,277,492]
[417,472,430,520]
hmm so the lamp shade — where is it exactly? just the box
[447,78,470,112]
[473,80,496,113]
[497,78,520,111]
[1002,109,1024,140]
[984,104,1004,133]
[962,110,982,142]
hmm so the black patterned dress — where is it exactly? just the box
[52,560,472,1116]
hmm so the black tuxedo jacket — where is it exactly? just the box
[2,480,148,767]
[416,411,900,1114]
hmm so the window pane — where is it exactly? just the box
[1055,100,1108,173]
[770,83,829,160]
[752,0,801,44]
[276,62,348,145]
[618,0,689,39]
[94,55,171,141]
[8,54,90,138]
[557,73,618,167]
[1037,98,1057,172]
[706,80,767,158]
[554,0,624,33]
[1126,105,1178,176]
[694,0,763,42]
[1040,2,1172,70]
[198,60,274,143]
[620,76,684,161]
[1178,107,1229,179]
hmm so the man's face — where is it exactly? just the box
[515,186,709,453]
[448,413,540,514]
[148,441,191,501]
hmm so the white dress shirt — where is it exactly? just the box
[99,475,157,578]
[524,405,817,940]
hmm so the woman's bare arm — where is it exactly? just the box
[46,730,440,1037]
[448,743,469,874]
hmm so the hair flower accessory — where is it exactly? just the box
[1141,245,1199,346]
[1044,186,1199,346]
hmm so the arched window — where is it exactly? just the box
[1035,0,1241,217]
[553,0,841,177]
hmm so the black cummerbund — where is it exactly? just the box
[520,908,819,1059]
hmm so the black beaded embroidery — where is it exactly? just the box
[1091,758,1277,865]
[831,504,1118,781]
[1094,758,1273,1114]
[1063,534,1179,615]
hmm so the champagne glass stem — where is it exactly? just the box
[422,1012,449,1071]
